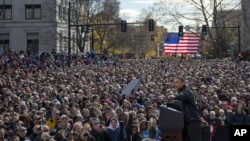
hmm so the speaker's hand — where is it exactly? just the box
[167,94,175,100]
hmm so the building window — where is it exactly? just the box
[58,5,62,20]
[0,33,9,51]
[63,36,67,50]
[72,33,76,52]
[63,7,67,21]
[0,5,12,20]
[27,33,39,54]
[25,4,41,19]
[59,32,62,51]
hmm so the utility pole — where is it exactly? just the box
[68,2,71,67]
[238,24,241,53]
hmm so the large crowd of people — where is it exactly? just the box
[0,50,250,141]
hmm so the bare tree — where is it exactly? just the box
[89,0,120,52]
[67,0,107,52]
[133,10,158,58]
[241,0,250,50]
[67,0,123,53]
[152,0,241,58]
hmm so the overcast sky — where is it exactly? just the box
[119,0,156,22]
[119,0,241,31]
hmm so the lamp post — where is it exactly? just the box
[68,2,71,67]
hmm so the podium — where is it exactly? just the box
[158,106,184,141]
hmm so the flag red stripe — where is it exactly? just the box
[179,41,200,43]
[164,50,198,53]
[164,47,198,50]
[179,37,200,40]
[164,44,199,47]
[180,33,200,36]
[210,125,218,139]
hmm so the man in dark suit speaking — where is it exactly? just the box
[167,77,201,141]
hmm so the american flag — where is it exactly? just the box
[164,32,200,54]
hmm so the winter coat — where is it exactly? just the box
[175,85,201,124]
[90,129,109,141]
[230,113,247,125]
[106,118,122,141]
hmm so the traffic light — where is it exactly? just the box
[121,20,127,32]
[178,25,183,36]
[149,19,154,31]
[86,25,91,33]
[81,25,91,33]
[202,25,207,35]
[81,26,85,33]
[151,34,154,41]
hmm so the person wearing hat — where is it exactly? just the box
[167,77,201,141]
[58,115,71,132]
[90,118,110,141]
[16,126,31,141]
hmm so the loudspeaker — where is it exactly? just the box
[158,106,184,132]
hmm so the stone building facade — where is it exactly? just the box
[0,0,80,54]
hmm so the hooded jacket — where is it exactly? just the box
[106,118,122,141]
